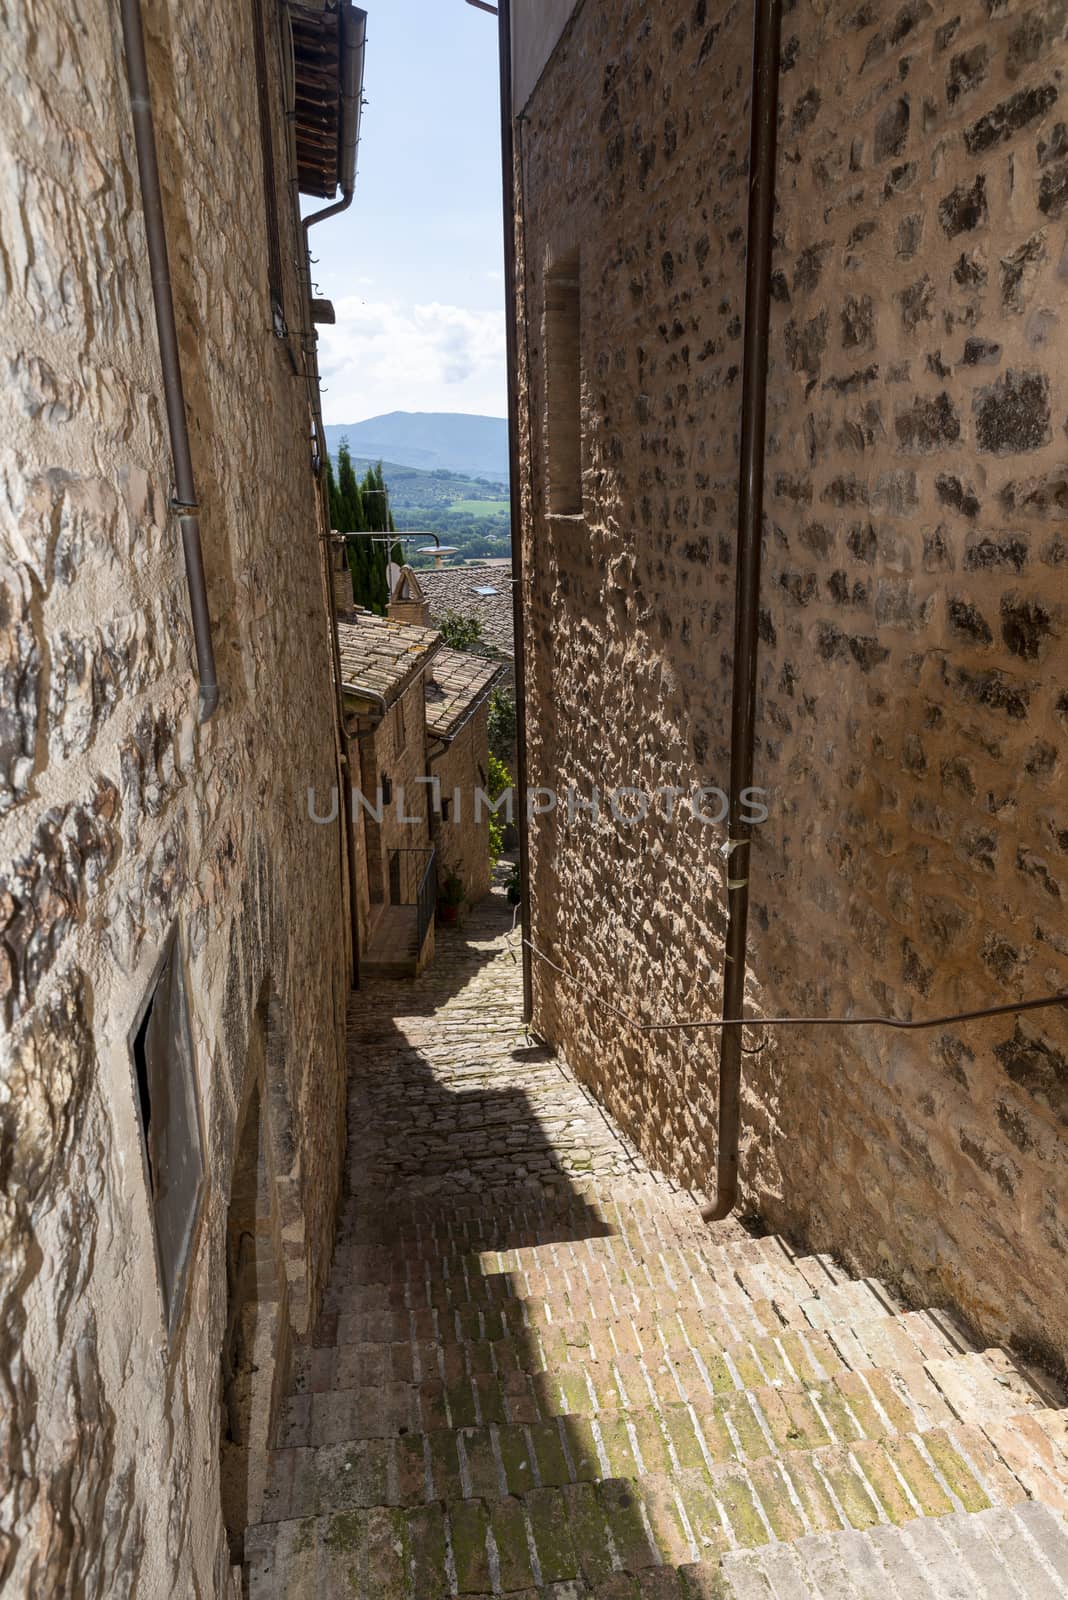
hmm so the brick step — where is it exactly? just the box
[311,1299,988,1400]
[322,1238,894,1328]
[304,1335,1043,1441]
[248,1420,1037,1597]
[340,1185,716,1252]
[330,1222,792,1287]
[250,1501,1068,1600]
[713,1501,1068,1600]
[319,1267,983,1379]
[275,1349,1056,1491]
[297,1313,983,1438]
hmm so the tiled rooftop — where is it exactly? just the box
[418,564,515,659]
[424,646,504,741]
[336,609,441,708]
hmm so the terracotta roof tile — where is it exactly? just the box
[424,647,504,741]
[336,610,441,707]
[418,565,515,660]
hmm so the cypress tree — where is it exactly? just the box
[337,440,364,532]
[326,453,343,531]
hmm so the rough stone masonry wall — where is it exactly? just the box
[517,0,1068,1371]
[0,1,347,1594]
[752,0,1068,1368]
[431,701,493,904]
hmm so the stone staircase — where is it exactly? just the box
[247,1181,1068,1597]
[244,890,1068,1597]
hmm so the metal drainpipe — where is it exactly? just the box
[491,0,534,1024]
[702,0,783,1224]
[119,0,219,722]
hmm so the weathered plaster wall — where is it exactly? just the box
[0,0,347,1592]
[516,0,1068,1369]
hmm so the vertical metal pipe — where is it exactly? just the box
[119,0,220,722]
[495,0,534,1023]
[702,0,783,1223]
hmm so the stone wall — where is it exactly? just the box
[515,0,1068,1370]
[431,702,494,905]
[354,675,435,917]
[0,0,348,1592]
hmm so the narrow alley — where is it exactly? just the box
[6,0,1068,1592]
[246,883,1068,1598]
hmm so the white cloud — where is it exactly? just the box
[318,297,506,422]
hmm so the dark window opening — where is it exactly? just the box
[251,0,286,335]
[381,773,393,806]
[544,253,582,515]
[133,1003,154,1190]
[130,926,205,1336]
[441,797,452,823]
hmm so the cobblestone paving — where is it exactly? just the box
[247,888,1068,1597]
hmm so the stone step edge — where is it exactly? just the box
[286,1350,1047,1459]
[263,1407,1066,1532]
[317,1294,985,1383]
[322,1243,967,1349]
[306,1305,1037,1413]
[248,1501,1068,1600]
[250,1420,1057,1589]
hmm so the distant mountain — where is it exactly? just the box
[328,456,511,568]
[324,412,509,482]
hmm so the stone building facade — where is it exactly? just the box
[0,1,355,1593]
[426,648,504,906]
[512,0,1068,1370]
[337,610,441,972]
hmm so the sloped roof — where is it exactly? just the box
[337,610,441,708]
[418,565,515,660]
[424,648,504,742]
[390,565,427,605]
[291,2,366,200]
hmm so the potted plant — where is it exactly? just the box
[438,870,464,925]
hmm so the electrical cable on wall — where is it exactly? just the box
[524,935,1068,1042]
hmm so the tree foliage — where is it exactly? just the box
[487,687,516,764]
[487,752,512,865]
[329,441,402,615]
[438,611,483,651]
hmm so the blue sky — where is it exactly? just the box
[308,0,507,425]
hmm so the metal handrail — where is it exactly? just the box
[388,847,437,952]
[415,854,437,954]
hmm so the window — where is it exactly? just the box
[441,797,452,823]
[395,698,407,754]
[544,252,582,515]
[251,0,286,335]
[130,925,205,1336]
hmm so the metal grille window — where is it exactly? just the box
[251,0,286,335]
[130,926,205,1336]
